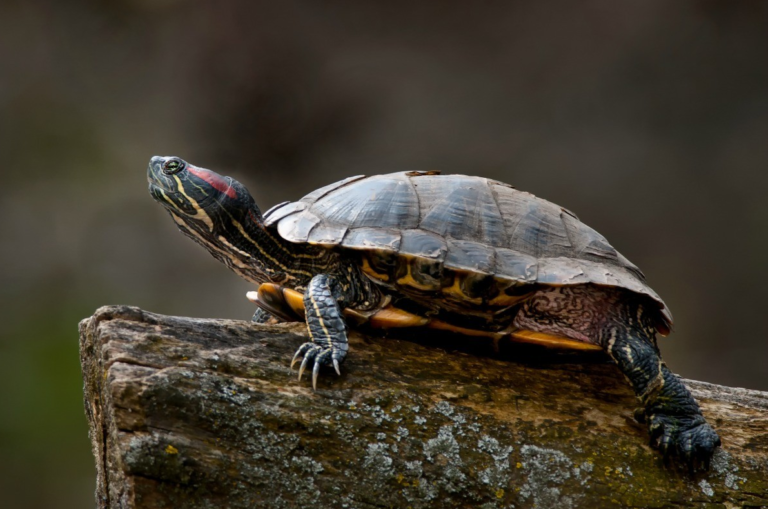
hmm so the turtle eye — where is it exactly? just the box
[162,158,185,175]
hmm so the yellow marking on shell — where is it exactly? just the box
[487,290,530,307]
[441,276,482,305]
[173,175,214,231]
[361,257,390,282]
[396,262,437,291]
[367,307,429,328]
[509,330,602,351]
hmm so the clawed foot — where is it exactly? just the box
[291,343,343,390]
[647,412,721,472]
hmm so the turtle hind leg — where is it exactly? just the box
[604,322,720,471]
[515,285,719,470]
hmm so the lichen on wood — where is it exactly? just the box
[80,305,768,508]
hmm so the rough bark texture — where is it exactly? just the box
[80,305,768,509]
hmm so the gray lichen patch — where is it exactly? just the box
[423,425,467,493]
[364,442,394,474]
[434,400,455,417]
[698,479,714,497]
[423,426,462,464]
[710,448,748,493]
[477,435,513,489]
[518,444,581,509]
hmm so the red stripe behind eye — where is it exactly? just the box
[187,167,237,199]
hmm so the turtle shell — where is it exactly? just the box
[263,171,672,333]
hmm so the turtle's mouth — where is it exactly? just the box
[147,163,181,206]
[147,158,175,192]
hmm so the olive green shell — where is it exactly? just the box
[263,171,672,332]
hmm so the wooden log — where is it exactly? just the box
[79,305,768,508]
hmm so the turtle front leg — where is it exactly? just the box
[292,274,350,389]
[605,327,720,470]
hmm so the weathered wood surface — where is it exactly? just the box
[80,305,768,509]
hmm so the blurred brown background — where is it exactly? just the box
[1,1,766,507]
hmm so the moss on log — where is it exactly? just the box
[80,305,768,508]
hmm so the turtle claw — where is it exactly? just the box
[312,360,322,390]
[291,342,340,389]
[290,351,302,369]
[297,355,310,381]
[647,412,721,472]
[291,343,312,369]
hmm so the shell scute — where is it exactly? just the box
[399,229,447,260]
[444,239,495,274]
[536,258,591,285]
[445,270,495,302]
[309,175,419,230]
[276,210,320,242]
[263,201,307,227]
[560,209,621,264]
[261,201,291,221]
[342,228,401,252]
[491,184,566,256]
[493,248,538,283]
[307,224,348,246]
[418,177,506,245]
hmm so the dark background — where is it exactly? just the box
[1,1,766,507]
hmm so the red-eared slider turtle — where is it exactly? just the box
[147,156,720,469]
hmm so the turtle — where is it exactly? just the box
[147,155,720,469]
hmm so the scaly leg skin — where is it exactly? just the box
[292,274,349,389]
[605,325,721,471]
[252,307,278,324]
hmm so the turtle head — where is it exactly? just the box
[147,156,260,222]
[147,155,284,284]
